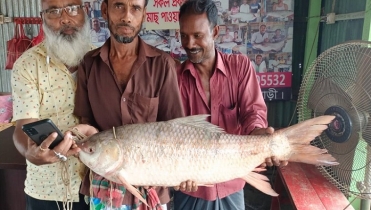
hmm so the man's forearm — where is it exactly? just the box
[13,131,28,157]
[13,119,38,156]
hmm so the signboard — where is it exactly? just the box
[145,0,186,29]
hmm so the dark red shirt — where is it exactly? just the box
[177,50,267,200]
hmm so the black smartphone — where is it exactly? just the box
[22,119,64,149]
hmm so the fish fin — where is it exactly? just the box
[252,167,266,172]
[289,151,339,166]
[278,115,339,166]
[242,172,278,196]
[116,175,149,207]
[169,115,225,133]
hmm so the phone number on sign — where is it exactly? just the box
[256,72,292,88]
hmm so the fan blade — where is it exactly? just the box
[308,77,352,113]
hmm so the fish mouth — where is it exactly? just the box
[76,142,95,154]
[76,142,84,147]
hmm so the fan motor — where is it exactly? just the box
[324,106,352,143]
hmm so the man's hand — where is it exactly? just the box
[250,127,274,135]
[174,180,198,192]
[260,156,289,168]
[68,124,99,158]
[70,124,99,137]
[25,131,80,165]
[250,127,289,168]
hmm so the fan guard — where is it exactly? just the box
[297,41,371,199]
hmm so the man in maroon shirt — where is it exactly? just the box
[174,0,287,209]
[74,0,185,209]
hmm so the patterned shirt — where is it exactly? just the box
[11,42,95,202]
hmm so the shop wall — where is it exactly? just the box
[0,0,41,92]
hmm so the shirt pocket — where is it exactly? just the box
[219,104,240,134]
[128,93,159,123]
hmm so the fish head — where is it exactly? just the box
[77,132,123,177]
[78,134,99,154]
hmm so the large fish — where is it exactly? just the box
[266,10,294,19]
[77,115,338,205]
[229,12,257,22]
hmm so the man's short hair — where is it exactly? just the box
[179,0,218,28]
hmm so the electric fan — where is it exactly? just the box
[297,40,371,199]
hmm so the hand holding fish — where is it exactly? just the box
[67,124,99,158]
[251,127,289,167]
[250,126,275,135]
[174,180,198,192]
[263,156,289,167]
[70,124,99,138]
[26,131,79,165]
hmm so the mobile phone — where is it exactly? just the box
[22,119,64,149]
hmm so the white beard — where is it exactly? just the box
[43,16,91,67]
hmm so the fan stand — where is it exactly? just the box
[360,141,371,209]
[297,41,371,210]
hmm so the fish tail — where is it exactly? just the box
[279,115,339,166]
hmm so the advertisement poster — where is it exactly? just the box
[83,0,110,47]
[86,0,294,101]
[145,0,185,29]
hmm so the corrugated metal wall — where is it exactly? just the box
[267,0,366,129]
[319,0,365,53]
[0,0,41,92]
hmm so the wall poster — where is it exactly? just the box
[86,0,294,101]
[83,0,110,47]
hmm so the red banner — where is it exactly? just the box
[256,72,292,88]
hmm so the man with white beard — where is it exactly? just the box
[11,0,96,209]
